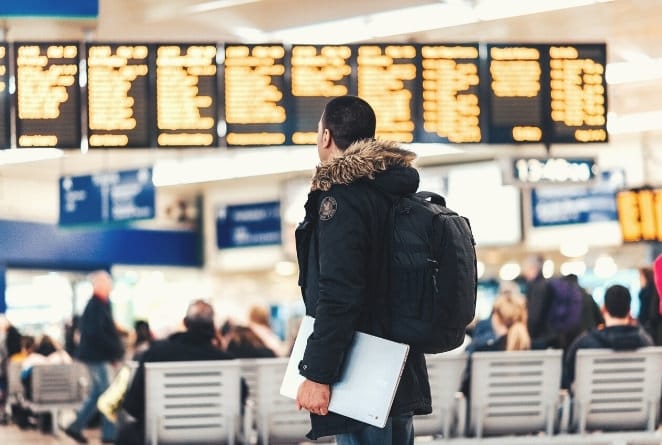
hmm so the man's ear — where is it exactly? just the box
[321,128,332,148]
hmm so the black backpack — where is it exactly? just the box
[380,191,477,353]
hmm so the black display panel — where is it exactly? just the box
[155,44,218,147]
[548,44,607,143]
[14,42,81,148]
[289,45,352,145]
[417,44,482,143]
[224,44,287,146]
[356,44,418,143]
[485,44,547,144]
[0,44,9,149]
[86,43,151,148]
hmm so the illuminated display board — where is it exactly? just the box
[357,44,417,143]
[14,42,81,148]
[156,44,218,147]
[548,44,607,143]
[224,44,287,146]
[418,44,482,143]
[87,43,151,148]
[485,44,546,144]
[616,188,662,243]
[289,45,352,145]
[0,44,9,148]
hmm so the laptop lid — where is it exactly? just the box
[280,315,409,428]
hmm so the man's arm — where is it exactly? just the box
[296,187,369,413]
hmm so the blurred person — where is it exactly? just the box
[564,274,604,334]
[461,291,530,397]
[521,255,550,344]
[637,266,660,343]
[562,284,653,390]
[653,254,662,345]
[21,335,72,400]
[10,335,36,363]
[64,270,125,444]
[226,325,277,358]
[18,335,72,431]
[64,315,81,357]
[247,305,287,356]
[131,320,154,361]
[295,96,430,444]
[117,300,241,445]
[468,281,522,351]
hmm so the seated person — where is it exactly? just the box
[20,335,72,400]
[226,325,277,359]
[462,291,530,395]
[118,300,242,445]
[562,284,654,390]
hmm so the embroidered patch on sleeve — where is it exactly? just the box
[319,196,338,221]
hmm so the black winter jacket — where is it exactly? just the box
[562,324,654,390]
[77,295,124,363]
[295,139,432,439]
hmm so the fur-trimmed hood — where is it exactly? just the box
[311,139,417,192]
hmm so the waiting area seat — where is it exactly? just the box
[414,353,467,439]
[468,349,564,438]
[144,360,241,445]
[21,362,88,435]
[570,346,662,434]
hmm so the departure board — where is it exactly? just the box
[289,45,352,145]
[87,44,151,148]
[0,44,9,148]
[486,44,546,144]
[548,44,607,143]
[156,44,218,147]
[418,44,482,143]
[15,42,81,148]
[616,188,662,243]
[224,44,287,146]
[357,45,417,143]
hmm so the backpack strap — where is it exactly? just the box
[415,191,446,206]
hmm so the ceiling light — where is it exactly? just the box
[594,255,617,278]
[542,260,555,278]
[606,58,662,85]
[499,262,521,281]
[0,148,63,166]
[560,260,586,276]
[186,0,261,14]
[607,110,662,134]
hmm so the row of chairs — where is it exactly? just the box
[5,346,662,444]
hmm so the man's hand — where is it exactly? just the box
[296,379,330,416]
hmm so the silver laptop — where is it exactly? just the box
[280,315,409,428]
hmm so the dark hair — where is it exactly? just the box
[36,335,57,356]
[604,284,631,318]
[134,320,153,345]
[640,267,654,286]
[322,96,376,150]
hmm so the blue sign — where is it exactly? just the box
[59,168,155,226]
[531,169,625,227]
[0,0,98,18]
[216,201,281,249]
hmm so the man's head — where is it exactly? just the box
[183,299,216,339]
[89,270,113,302]
[317,96,376,161]
[603,284,631,321]
[521,255,544,282]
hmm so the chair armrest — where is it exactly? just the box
[559,389,570,434]
[454,391,466,438]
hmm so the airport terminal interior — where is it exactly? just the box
[1,0,662,444]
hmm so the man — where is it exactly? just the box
[65,270,125,444]
[562,284,653,390]
[117,300,238,444]
[295,96,431,444]
[521,255,550,346]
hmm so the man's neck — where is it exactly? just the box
[604,314,630,327]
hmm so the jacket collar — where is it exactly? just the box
[311,139,416,192]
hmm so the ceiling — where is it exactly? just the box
[0,0,660,183]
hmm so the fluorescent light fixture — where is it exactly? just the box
[269,0,612,44]
[560,260,586,277]
[608,110,662,134]
[542,259,555,279]
[499,262,521,281]
[186,0,261,14]
[0,148,63,166]
[606,58,662,85]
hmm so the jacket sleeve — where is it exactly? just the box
[299,187,369,384]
